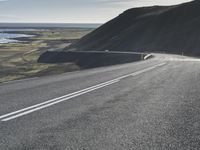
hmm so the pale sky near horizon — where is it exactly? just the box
[0,0,192,23]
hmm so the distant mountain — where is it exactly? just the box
[66,0,200,56]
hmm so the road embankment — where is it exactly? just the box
[38,51,149,69]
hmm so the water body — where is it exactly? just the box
[0,23,101,44]
[0,33,34,44]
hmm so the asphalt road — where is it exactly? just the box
[1,53,200,150]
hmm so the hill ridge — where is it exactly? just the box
[65,0,200,56]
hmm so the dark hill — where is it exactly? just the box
[66,0,200,56]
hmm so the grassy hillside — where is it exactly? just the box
[66,0,200,56]
[0,28,92,83]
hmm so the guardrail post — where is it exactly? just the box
[141,54,144,60]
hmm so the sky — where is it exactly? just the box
[0,0,193,23]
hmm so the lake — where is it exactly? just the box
[0,33,34,44]
[0,23,101,44]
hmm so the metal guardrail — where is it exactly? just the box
[67,50,148,55]
[66,50,152,61]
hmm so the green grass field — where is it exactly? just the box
[0,28,93,83]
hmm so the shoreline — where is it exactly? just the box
[0,27,94,44]
[0,27,93,83]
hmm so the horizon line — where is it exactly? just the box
[0,22,103,24]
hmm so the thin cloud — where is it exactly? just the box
[0,15,21,19]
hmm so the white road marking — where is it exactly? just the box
[0,62,166,122]
[0,79,120,120]
[1,80,119,122]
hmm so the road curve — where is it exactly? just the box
[1,53,200,149]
